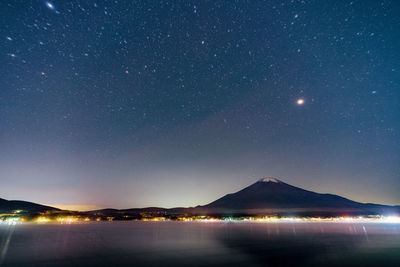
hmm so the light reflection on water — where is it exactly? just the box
[0,224,15,265]
[0,222,399,266]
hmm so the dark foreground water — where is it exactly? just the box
[0,222,399,267]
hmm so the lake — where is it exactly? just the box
[1,221,399,266]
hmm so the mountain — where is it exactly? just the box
[2,177,398,218]
[0,197,59,214]
[195,177,399,216]
[86,177,399,218]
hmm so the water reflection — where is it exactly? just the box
[0,222,399,266]
[0,224,15,265]
[214,223,393,266]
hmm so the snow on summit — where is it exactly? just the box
[258,177,281,183]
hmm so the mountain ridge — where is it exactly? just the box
[1,177,399,217]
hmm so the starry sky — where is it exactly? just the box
[1,0,399,210]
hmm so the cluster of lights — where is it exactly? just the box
[247,216,400,223]
[141,217,167,221]
[178,217,220,222]
[178,216,400,224]
[1,215,400,224]
[240,216,400,223]
[35,217,51,223]
[0,217,21,225]
[56,216,80,224]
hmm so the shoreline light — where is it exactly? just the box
[1,215,399,224]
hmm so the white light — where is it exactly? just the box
[46,2,55,9]
[296,98,305,105]
[384,216,400,223]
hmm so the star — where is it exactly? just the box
[296,98,305,105]
[46,2,55,10]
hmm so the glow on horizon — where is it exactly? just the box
[49,204,105,211]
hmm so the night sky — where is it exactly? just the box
[1,0,399,210]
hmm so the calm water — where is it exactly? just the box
[0,221,399,266]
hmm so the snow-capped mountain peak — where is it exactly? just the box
[258,177,281,183]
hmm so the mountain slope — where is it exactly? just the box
[198,177,398,216]
[0,198,59,213]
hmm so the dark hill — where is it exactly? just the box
[0,197,59,213]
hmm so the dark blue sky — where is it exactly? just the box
[1,0,399,210]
